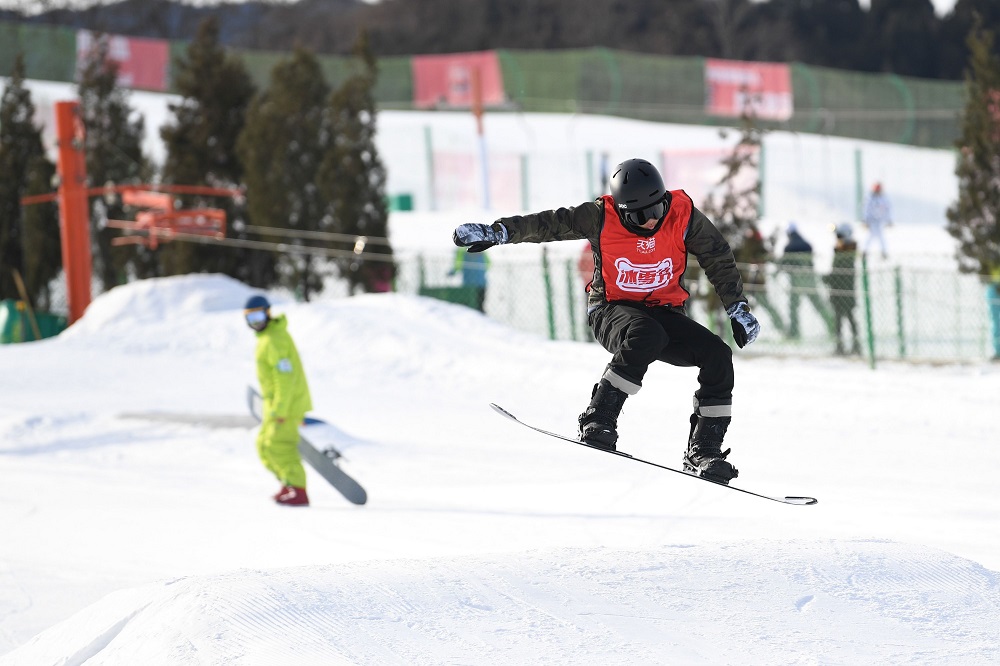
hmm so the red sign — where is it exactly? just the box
[705,59,793,121]
[77,31,170,92]
[412,51,506,109]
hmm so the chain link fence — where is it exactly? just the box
[397,249,1000,366]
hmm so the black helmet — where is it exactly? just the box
[609,158,668,233]
[243,294,271,331]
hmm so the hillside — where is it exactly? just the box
[1,273,998,663]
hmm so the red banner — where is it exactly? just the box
[77,31,170,92]
[705,59,793,121]
[412,51,506,109]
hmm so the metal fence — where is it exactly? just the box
[0,20,967,149]
[399,250,1000,366]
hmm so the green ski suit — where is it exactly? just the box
[254,314,313,489]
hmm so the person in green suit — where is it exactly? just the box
[244,295,313,507]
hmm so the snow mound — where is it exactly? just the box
[64,274,261,334]
[5,540,998,666]
[48,273,586,389]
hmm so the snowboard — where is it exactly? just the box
[490,403,817,506]
[248,386,367,505]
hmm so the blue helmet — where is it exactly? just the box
[243,295,271,331]
[244,295,270,311]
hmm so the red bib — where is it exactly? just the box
[599,191,692,306]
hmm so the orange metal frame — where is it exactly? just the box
[54,101,92,324]
[20,101,242,324]
[106,188,226,250]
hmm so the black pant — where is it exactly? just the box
[589,302,734,406]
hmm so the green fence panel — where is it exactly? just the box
[0,19,969,149]
[0,23,77,82]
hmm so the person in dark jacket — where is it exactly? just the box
[824,224,861,355]
[736,227,785,335]
[777,223,834,338]
[452,158,759,485]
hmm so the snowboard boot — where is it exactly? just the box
[272,485,290,501]
[683,413,739,485]
[577,379,629,451]
[275,486,310,506]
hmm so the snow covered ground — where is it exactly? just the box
[1,273,999,664]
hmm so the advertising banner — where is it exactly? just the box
[412,51,505,109]
[77,31,170,92]
[705,59,793,121]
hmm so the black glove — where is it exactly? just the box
[452,223,508,253]
[726,301,760,349]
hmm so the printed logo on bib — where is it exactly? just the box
[637,238,656,254]
[614,257,674,292]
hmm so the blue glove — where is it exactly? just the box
[726,301,760,348]
[453,223,508,253]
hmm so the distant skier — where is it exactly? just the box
[244,295,313,506]
[862,182,893,259]
[448,246,490,312]
[452,158,759,485]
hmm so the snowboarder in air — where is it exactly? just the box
[244,295,313,506]
[452,158,759,484]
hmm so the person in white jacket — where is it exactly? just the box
[862,182,893,259]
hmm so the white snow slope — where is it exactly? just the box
[1,273,999,665]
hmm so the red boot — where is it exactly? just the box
[272,485,289,501]
[275,486,309,506]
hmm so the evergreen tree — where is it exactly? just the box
[0,54,61,309]
[697,107,765,335]
[318,31,395,294]
[77,33,154,290]
[159,17,266,284]
[868,0,940,77]
[701,109,764,248]
[237,47,330,300]
[946,16,1000,280]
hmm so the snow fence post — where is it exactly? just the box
[895,266,907,359]
[861,254,876,369]
[542,247,556,340]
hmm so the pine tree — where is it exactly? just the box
[77,33,154,290]
[0,54,61,309]
[701,108,764,247]
[696,107,765,335]
[318,30,395,295]
[237,47,330,300]
[946,16,1000,281]
[159,17,266,284]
